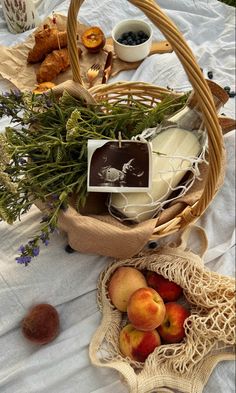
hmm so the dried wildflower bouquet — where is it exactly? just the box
[0,88,188,265]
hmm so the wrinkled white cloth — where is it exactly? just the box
[0,1,235,392]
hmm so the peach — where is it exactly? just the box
[81,26,106,53]
[21,303,60,345]
[146,271,183,302]
[119,323,161,362]
[157,302,190,343]
[108,266,147,312]
[127,287,166,331]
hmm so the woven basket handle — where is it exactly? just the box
[178,225,208,258]
[67,0,224,223]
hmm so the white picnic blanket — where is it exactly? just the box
[0,1,235,392]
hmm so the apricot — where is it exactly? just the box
[21,303,60,344]
[108,266,147,312]
[157,302,190,343]
[119,323,161,362]
[81,26,105,53]
[146,271,183,302]
[127,287,166,331]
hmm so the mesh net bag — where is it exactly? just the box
[37,0,230,259]
[89,226,236,393]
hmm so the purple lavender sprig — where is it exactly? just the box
[16,227,52,266]
[15,194,68,266]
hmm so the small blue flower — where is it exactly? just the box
[32,247,40,256]
[44,239,49,247]
[16,255,32,265]
[40,232,47,241]
[40,231,49,246]
[18,245,25,253]
[16,256,24,264]
[23,256,32,265]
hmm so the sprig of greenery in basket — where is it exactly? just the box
[0,88,188,265]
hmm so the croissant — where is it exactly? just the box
[36,47,82,83]
[28,24,67,63]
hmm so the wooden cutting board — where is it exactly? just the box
[105,39,173,76]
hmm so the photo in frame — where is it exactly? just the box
[87,140,152,192]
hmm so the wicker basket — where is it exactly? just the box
[53,0,226,258]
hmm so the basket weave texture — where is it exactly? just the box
[51,0,226,258]
[89,226,236,393]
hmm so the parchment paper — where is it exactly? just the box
[0,14,145,91]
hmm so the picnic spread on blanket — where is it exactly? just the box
[0,1,235,393]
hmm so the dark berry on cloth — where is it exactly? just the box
[207,71,213,79]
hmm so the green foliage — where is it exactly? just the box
[133,94,188,135]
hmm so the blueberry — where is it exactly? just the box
[65,244,75,253]
[119,29,150,46]
[207,71,213,79]
[121,32,129,39]
[138,30,145,37]
[223,86,235,97]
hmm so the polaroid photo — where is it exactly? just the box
[87,139,152,192]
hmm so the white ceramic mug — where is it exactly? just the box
[1,0,40,34]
